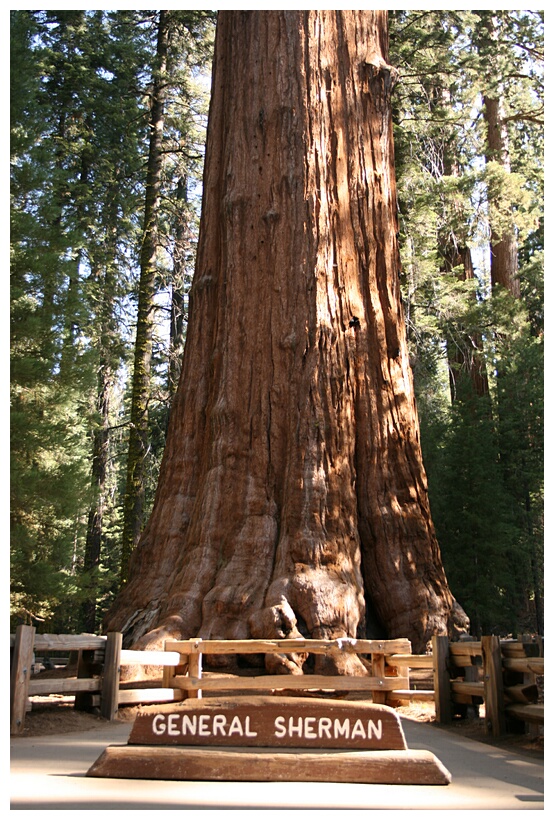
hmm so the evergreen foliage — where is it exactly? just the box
[390,9,543,636]
[10,11,542,637]
[10,9,214,630]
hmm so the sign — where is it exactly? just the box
[88,695,452,785]
[128,695,407,751]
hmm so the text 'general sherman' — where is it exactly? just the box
[151,712,383,741]
[128,698,408,751]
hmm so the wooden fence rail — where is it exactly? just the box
[432,634,544,737]
[10,626,544,739]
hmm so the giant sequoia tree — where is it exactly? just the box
[104,10,467,664]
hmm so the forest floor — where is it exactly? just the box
[18,666,543,762]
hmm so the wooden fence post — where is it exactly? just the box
[371,652,387,705]
[101,632,123,721]
[189,638,203,699]
[482,635,506,737]
[433,635,451,724]
[10,624,36,735]
[75,646,97,711]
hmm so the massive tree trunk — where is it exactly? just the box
[104,10,467,663]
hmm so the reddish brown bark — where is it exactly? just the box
[446,247,491,403]
[439,146,490,403]
[483,93,520,298]
[104,11,467,664]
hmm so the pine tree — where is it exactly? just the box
[119,10,215,585]
[389,9,543,635]
[78,11,154,631]
[11,11,97,627]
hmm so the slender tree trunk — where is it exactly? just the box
[59,142,91,382]
[481,10,520,299]
[484,92,520,298]
[81,354,110,631]
[168,176,190,403]
[120,11,170,583]
[445,247,490,403]
[81,228,119,631]
[433,88,490,404]
[105,11,467,661]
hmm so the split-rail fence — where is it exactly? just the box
[10,626,543,740]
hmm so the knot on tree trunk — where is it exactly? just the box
[249,600,308,674]
[362,52,399,90]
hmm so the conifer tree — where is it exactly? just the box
[79,11,153,630]
[11,11,95,626]
[119,10,215,584]
[11,10,542,638]
[119,11,171,584]
[105,10,467,659]
[389,9,543,634]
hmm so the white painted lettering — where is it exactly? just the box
[367,719,383,740]
[228,715,244,736]
[198,714,211,736]
[212,714,227,736]
[244,716,258,737]
[304,717,317,739]
[150,709,386,745]
[288,716,303,737]
[182,715,197,735]
[333,718,350,738]
[318,717,332,739]
[167,714,180,736]
[274,716,286,738]
[351,719,366,739]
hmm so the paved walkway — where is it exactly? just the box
[10,717,544,811]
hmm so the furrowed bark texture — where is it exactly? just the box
[484,94,520,298]
[104,11,466,663]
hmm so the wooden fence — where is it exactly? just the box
[434,634,544,736]
[9,628,183,734]
[10,626,544,739]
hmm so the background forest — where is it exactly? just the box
[10,10,544,639]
